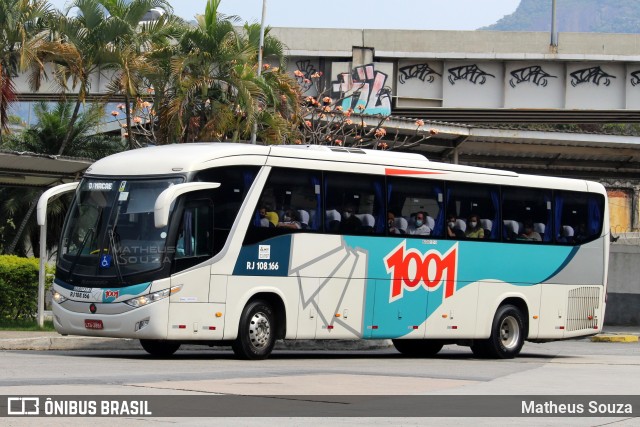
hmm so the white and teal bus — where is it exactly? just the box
[42,143,609,359]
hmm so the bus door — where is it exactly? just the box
[168,198,224,339]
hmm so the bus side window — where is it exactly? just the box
[386,176,444,238]
[325,172,385,235]
[446,182,500,240]
[245,167,322,245]
[502,187,552,243]
[554,191,604,245]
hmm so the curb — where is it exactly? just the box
[0,336,392,352]
[590,335,639,343]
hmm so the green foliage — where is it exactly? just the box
[483,0,640,34]
[4,101,126,158]
[0,255,54,321]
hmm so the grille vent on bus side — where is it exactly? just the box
[566,286,600,331]
[329,147,366,154]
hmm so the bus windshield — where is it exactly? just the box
[59,178,183,284]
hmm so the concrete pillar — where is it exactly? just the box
[633,187,640,230]
[352,47,374,67]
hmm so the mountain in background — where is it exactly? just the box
[481,0,640,33]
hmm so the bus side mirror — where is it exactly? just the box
[37,182,80,226]
[154,182,220,228]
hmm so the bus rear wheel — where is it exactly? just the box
[392,339,444,357]
[471,304,525,359]
[140,339,181,357]
[232,300,276,360]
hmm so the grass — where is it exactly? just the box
[0,318,55,331]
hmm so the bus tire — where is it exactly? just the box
[392,339,444,357]
[140,339,180,357]
[471,304,525,359]
[232,300,276,360]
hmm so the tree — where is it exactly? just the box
[164,0,299,144]
[99,0,183,149]
[0,0,52,144]
[41,0,117,155]
[292,69,438,150]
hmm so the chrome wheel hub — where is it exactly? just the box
[249,312,271,348]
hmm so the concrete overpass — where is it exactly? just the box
[270,28,640,123]
[13,29,640,123]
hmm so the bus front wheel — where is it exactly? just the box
[232,300,276,360]
[392,339,444,357]
[471,304,525,359]
[140,339,181,357]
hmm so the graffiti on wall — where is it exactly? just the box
[509,66,557,88]
[398,63,442,84]
[295,60,318,93]
[332,64,392,116]
[570,66,616,87]
[630,70,640,87]
[447,64,495,85]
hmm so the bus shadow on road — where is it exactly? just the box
[56,347,570,361]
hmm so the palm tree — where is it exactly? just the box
[41,0,115,155]
[99,0,182,149]
[166,0,254,142]
[166,0,298,144]
[42,0,181,152]
[0,0,52,144]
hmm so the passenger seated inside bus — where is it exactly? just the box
[558,225,574,243]
[257,205,279,227]
[340,205,362,233]
[277,209,302,229]
[408,211,430,235]
[519,220,542,242]
[464,214,484,239]
[387,211,401,234]
[447,215,466,238]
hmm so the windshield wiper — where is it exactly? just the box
[107,227,127,286]
[67,207,103,282]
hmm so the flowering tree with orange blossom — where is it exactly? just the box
[109,97,157,147]
[293,70,439,150]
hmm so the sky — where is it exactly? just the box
[46,0,522,31]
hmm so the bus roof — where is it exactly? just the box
[83,143,604,194]
[86,143,516,177]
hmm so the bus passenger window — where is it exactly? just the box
[502,187,552,243]
[244,167,321,245]
[446,182,500,240]
[554,191,604,245]
[386,176,444,237]
[325,172,385,235]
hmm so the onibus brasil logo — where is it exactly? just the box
[384,241,458,302]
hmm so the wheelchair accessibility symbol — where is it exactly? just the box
[99,255,112,269]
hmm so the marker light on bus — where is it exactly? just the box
[124,285,182,308]
[52,290,68,304]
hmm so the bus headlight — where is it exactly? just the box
[124,285,182,308]
[52,290,68,304]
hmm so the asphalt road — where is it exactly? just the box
[1,339,639,426]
